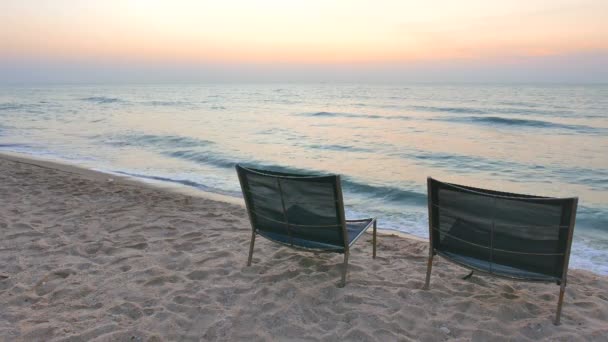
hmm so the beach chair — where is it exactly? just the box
[236,164,377,286]
[424,177,578,325]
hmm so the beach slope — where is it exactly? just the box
[0,154,607,341]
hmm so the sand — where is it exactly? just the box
[0,152,607,341]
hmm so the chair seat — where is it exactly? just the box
[346,219,374,247]
[257,218,374,252]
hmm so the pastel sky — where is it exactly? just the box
[1,0,607,83]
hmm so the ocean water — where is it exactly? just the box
[1,83,607,274]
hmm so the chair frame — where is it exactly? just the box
[423,177,577,325]
[237,165,377,287]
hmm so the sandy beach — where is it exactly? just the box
[1,152,607,342]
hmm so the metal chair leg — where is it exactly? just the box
[372,220,377,259]
[554,285,566,325]
[423,254,433,290]
[247,231,256,266]
[341,252,350,287]
[462,270,474,280]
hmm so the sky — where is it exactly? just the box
[1,0,607,83]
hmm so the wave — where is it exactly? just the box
[142,100,191,107]
[112,171,241,197]
[409,151,513,173]
[99,134,213,149]
[410,105,577,117]
[116,159,606,236]
[576,206,608,233]
[403,150,608,190]
[467,116,565,128]
[497,101,539,108]
[162,139,608,197]
[0,143,32,148]
[301,111,340,117]
[165,149,323,175]
[255,128,310,142]
[163,150,427,205]
[341,181,427,205]
[411,105,487,114]
[163,150,237,169]
[298,111,411,120]
[0,102,48,114]
[297,110,587,127]
[556,167,608,191]
[494,107,576,116]
[163,151,324,175]
[190,160,428,206]
[0,103,24,111]
[445,116,603,133]
[306,143,372,153]
[81,96,123,104]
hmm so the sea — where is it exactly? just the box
[1,83,607,274]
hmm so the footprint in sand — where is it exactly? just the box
[144,275,181,286]
[108,302,143,320]
[501,293,519,300]
[34,269,76,296]
[124,242,148,250]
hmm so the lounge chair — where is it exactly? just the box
[236,164,377,286]
[424,177,577,325]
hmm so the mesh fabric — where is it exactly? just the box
[428,178,576,282]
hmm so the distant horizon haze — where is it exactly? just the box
[1,0,607,83]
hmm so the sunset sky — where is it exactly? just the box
[1,0,607,83]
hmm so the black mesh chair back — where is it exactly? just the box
[424,177,577,325]
[236,164,377,286]
[237,165,347,251]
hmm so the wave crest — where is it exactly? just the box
[81,96,123,104]
[447,116,603,133]
[298,112,411,120]
[100,134,213,149]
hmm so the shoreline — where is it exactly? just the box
[0,151,243,206]
[0,151,427,243]
[1,151,607,340]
